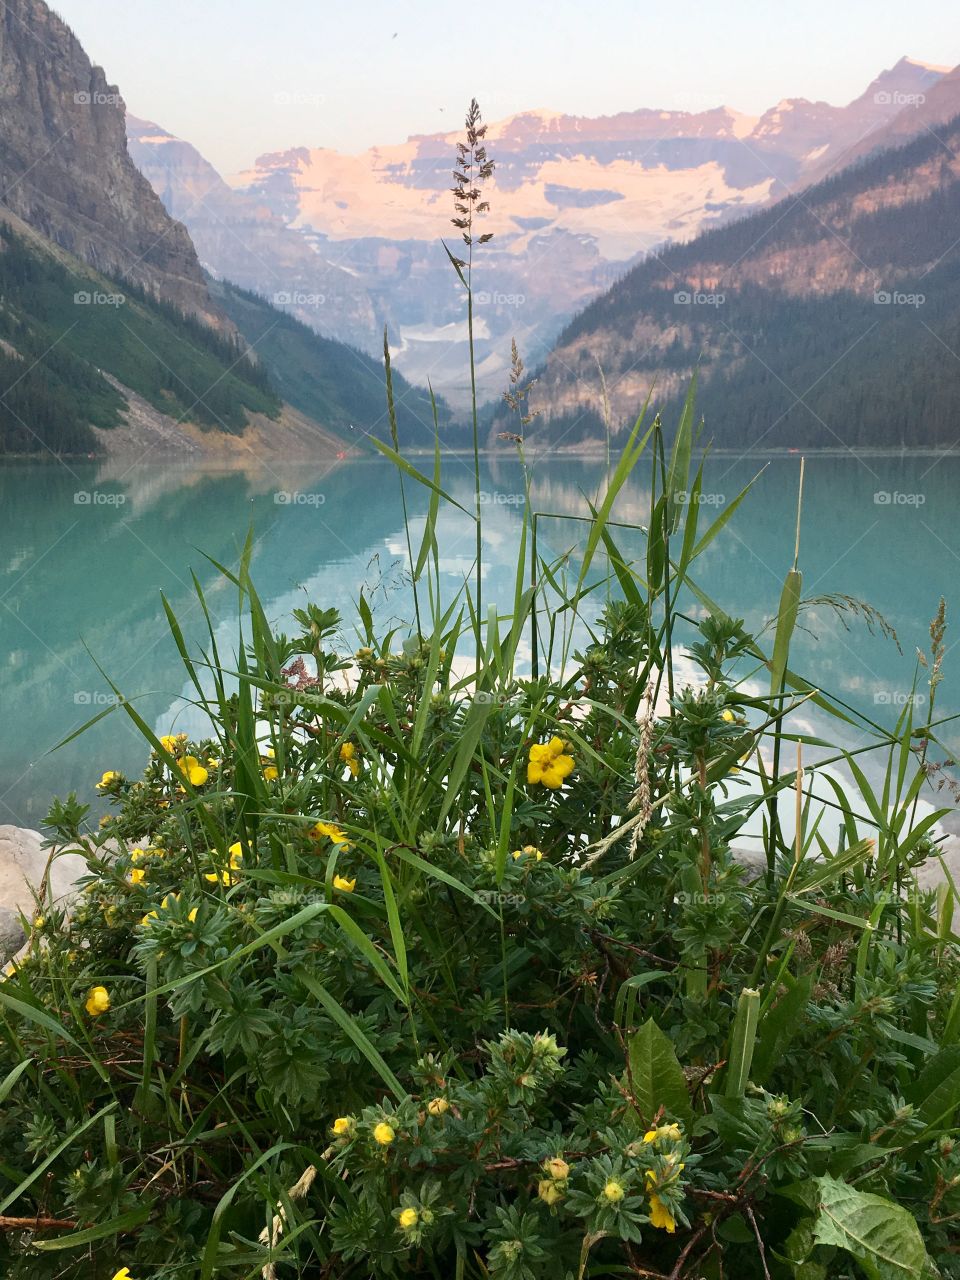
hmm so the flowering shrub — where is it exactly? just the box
[0,562,957,1279]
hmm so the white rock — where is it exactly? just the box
[0,825,89,959]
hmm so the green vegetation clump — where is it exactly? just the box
[0,227,280,455]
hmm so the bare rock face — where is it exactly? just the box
[0,825,88,960]
[0,0,222,326]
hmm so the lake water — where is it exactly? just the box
[1,451,957,829]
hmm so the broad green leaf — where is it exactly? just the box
[626,1018,693,1130]
[753,975,813,1084]
[813,1175,934,1280]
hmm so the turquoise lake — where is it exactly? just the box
[1,452,957,828]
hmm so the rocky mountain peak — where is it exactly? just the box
[0,0,222,325]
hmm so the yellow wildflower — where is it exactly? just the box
[333,875,356,893]
[129,867,146,886]
[179,756,208,787]
[85,985,110,1017]
[648,1193,676,1233]
[188,907,198,923]
[512,845,544,861]
[721,709,735,723]
[398,1206,418,1229]
[340,742,360,777]
[538,1178,564,1205]
[140,910,158,927]
[373,1121,395,1145]
[427,1097,449,1117]
[544,1157,570,1180]
[96,771,120,791]
[332,1116,354,1136]
[603,1178,625,1203]
[527,738,575,789]
[310,820,353,848]
[159,735,180,753]
[32,915,44,929]
[112,1269,134,1280]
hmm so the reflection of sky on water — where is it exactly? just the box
[0,452,957,829]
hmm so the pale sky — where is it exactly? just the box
[50,0,960,175]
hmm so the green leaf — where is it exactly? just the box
[812,1175,935,1279]
[771,568,803,697]
[626,1018,693,1130]
[753,974,813,1084]
[32,1206,151,1251]
[724,987,760,1097]
[908,1045,960,1129]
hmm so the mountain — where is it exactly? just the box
[125,59,949,405]
[209,278,459,448]
[504,112,960,449]
[0,0,220,325]
[125,117,378,350]
[0,0,440,458]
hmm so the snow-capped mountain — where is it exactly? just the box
[126,57,950,405]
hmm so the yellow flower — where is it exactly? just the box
[263,765,279,781]
[644,1122,683,1145]
[721,709,735,723]
[310,820,353,848]
[333,875,356,893]
[32,915,44,929]
[373,1121,395,1145]
[188,907,198,923]
[204,868,234,886]
[179,756,208,787]
[129,867,146,886]
[512,845,544,861]
[527,738,575,789]
[205,845,242,886]
[643,1129,658,1143]
[332,1115,354,1136]
[648,1193,676,1233]
[85,985,110,1017]
[603,1178,625,1203]
[112,1269,134,1280]
[140,911,158,927]
[543,1157,570,1180]
[96,771,120,791]
[103,905,119,927]
[340,742,361,777]
[207,758,221,770]
[427,1097,449,1117]
[538,1178,564,1205]
[398,1207,419,1229]
[159,735,180,753]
